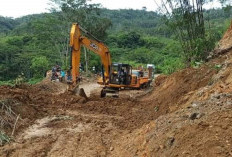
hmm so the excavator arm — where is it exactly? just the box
[69,23,111,91]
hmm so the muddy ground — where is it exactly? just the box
[0,80,168,157]
[0,21,232,157]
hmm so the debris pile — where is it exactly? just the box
[0,21,232,157]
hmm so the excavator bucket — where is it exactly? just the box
[78,88,88,99]
[68,84,88,99]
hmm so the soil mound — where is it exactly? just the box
[1,22,232,157]
[34,71,67,93]
[219,20,232,50]
[142,64,217,112]
[0,84,169,156]
[208,21,232,59]
[0,84,84,136]
[110,22,232,156]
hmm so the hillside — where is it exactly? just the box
[0,21,232,156]
[0,9,162,36]
[110,22,232,156]
[0,8,231,82]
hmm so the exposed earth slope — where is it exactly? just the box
[0,21,232,157]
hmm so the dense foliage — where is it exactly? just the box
[155,0,231,64]
[0,3,231,81]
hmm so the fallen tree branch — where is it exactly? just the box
[11,114,20,136]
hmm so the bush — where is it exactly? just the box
[158,58,184,74]
[30,56,49,78]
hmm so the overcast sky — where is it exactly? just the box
[0,0,223,18]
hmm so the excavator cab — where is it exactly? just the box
[101,63,132,97]
[109,63,132,85]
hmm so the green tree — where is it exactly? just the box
[49,0,112,71]
[49,0,112,39]
[154,0,230,64]
[117,32,145,48]
[30,56,49,78]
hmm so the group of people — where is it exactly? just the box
[51,65,70,82]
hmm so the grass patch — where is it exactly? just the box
[0,80,15,86]
[0,77,43,86]
[28,78,43,85]
[0,131,10,146]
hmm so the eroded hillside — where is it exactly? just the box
[0,21,232,157]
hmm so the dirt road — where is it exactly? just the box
[79,82,101,97]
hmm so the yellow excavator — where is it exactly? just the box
[69,23,151,97]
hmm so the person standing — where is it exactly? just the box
[67,69,71,83]
[61,70,65,82]
[51,66,57,81]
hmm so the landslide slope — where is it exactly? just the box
[0,21,232,157]
[110,21,232,157]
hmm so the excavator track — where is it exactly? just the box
[101,87,119,98]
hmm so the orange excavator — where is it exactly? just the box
[69,23,151,97]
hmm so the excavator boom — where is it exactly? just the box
[69,23,111,92]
